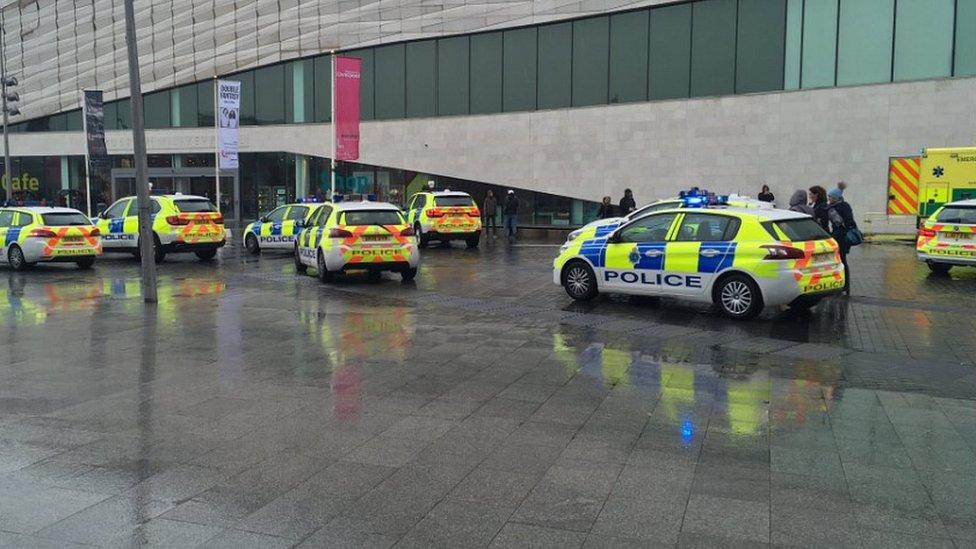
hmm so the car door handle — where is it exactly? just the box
[644,250,663,258]
[699,249,721,258]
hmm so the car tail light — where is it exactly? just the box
[400,226,415,237]
[468,208,481,217]
[90,228,101,237]
[330,228,354,238]
[28,228,57,238]
[918,227,936,238]
[427,208,445,217]
[761,244,805,260]
[166,215,191,225]
[212,214,224,225]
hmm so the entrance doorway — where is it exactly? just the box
[109,167,239,223]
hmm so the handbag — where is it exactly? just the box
[845,227,864,246]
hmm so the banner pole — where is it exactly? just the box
[81,89,92,216]
[330,51,336,200]
[213,75,220,213]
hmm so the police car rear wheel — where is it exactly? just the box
[927,261,952,275]
[417,225,429,249]
[76,257,95,269]
[716,274,762,319]
[402,267,417,282]
[562,261,597,301]
[195,249,218,260]
[466,235,480,249]
[245,234,259,254]
[8,245,29,271]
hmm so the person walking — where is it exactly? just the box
[482,190,498,238]
[503,189,519,242]
[788,189,813,215]
[827,187,858,295]
[597,196,614,219]
[808,185,830,231]
[758,184,775,203]
[619,189,636,215]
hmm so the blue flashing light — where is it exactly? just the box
[679,187,730,208]
[681,418,695,445]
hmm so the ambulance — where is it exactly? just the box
[916,199,976,273]
[917,147,976,220]
[0,207,101,270]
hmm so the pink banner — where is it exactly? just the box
[334,56,361,161]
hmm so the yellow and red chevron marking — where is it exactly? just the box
[42,227,100,256]
[887,157,920,215]
[791,241,816,282]
[178,215,223,243]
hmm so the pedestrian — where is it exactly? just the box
[619,189,636,215]
[788,189,813,215]
[503,189,519,242]
[597,196,614,219]
[758,184,775,203]
[482,190,498,238]
[827,187,860,295]
[808,185,830,231]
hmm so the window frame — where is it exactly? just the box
[0,210,14,227]
[672,212,740,242]
[616,212,680,243]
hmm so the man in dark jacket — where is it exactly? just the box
[482,190,498,238]
[827,187,856,295]
[619,189,636,215]
[503,190,519,242]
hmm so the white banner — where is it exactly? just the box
[216,80,241,169]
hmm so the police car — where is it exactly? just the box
[554,193,845,319]
[243,201,326,254]
[294,200,419,282]
[94,194,225,263]
[916,198,976,273]
[0,207,101,270]
[405,190,481,248]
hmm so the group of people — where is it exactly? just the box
[481,189,521,242]
[781,182,858,295]
[597,189,638,219]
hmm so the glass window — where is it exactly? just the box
[15,212,34,226]
[143,90,170,129]
[573,16,610,107]
[957,0,976,76]
[48,113,67,131]
[434,195,474,207]
[104,199,129,218]
[66,110,83,131]
[538,23,572,109]
[177,84,199,128]
[471,33,503,114]
[375,44,406,120]
[503,27,537,112]
[174,199,217,213]
[341,209,404,225]
[893,0,953,81]
[406,40,437,118]
[313,55,332,123]
[936,206,976,224]
[609,12,648,104]
[103,101,119,130]
[197,81,214,126]
[736,0,786,94]
[348,49,375,121]
[629,200,681,220]
[0,211,13,227]
[265,206,288,222]
[285,59,314,124]
[437,36,469,116]
[769,219,830,240]
[317,206,333,227]
[837,0,894,86]
[784,0,802,89]
[675,213,737,242]
[235,71,257,125]
[286,205,309,221]
[691,0,737,97]
[41,212,91,226]
[255,64,286,125]
[649,4,692,100]
[801,0,838,88]
[619,213,677,243]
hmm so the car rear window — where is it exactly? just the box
[341,210,404,226]
[41,212,92,226]
[936,206,976,224]
[765,219,830,241]
[434,196,474,207]
[174,199,217,213]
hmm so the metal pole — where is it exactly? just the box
[1,26,11,205]
[81,90,93,216]
[213,75,220,216]
[330,52,336,200]
[123,0,158,303]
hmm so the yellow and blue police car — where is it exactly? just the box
[0,206,101,270]
[294,200,420,282]
[94,194,225,263]
[405,190,481,248]
[243,201,326,254]
[916,198,976,273]
[554,193,845,319]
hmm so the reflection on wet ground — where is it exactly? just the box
[0,241,974,547]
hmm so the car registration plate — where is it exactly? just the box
[946,232,971,240]
[363,235,389,242]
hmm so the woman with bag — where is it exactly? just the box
[827,187,861,295]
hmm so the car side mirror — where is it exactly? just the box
[260,215,269,223]
[294,220,304,229]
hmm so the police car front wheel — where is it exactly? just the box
[245,233,260,254]
[316,251,334,283]
[562,261,598,301]
[926,261,952,275]
[294,246,307,273]
[714,274,763,320]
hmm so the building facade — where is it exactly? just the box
[3,0,975,230]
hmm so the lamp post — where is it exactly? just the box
[0,23,20,205]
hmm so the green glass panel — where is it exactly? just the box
[103,101,118,130]
[65,110,83,131]
[285,59,314,123]
[837,0,894,86]
[503,27,537,112]
[349,49,375,121]
[801,0,838,88]
[406,40,436,118]
[572,16,610,107]
[784,0,802,89]
[471,33,502,114]
[143,89,170,129]
[236,71,256,125]
[649,3,692,100]
[690,0,736,97]
[609,11,648,104]
[538,22,572,109]
[437,36,469,116]
[374,44,405,120]
[893,0,953,81]
[957,0,976,76]
[196,81,214,127]
[736,0,786,94]
[178,84,199,128]
[313,54,332,123]
[254,64,285,125]
[116,98,132,130]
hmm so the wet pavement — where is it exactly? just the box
[1,238,975,547]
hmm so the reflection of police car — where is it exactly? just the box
[295,201,420,282]
[243,201,326,254]
[94,194,225,263]
[916,199,976,273]
[405,190,481,248]
[554,194,845,319]
[0,207,102,270]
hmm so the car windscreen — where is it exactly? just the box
[434,196,474,207]
[174,199,217,213]
[627,201,678,219]
[341,210,404,226]
[936,206,976,224]
[766,219,830,241]
[41,212,92,226]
